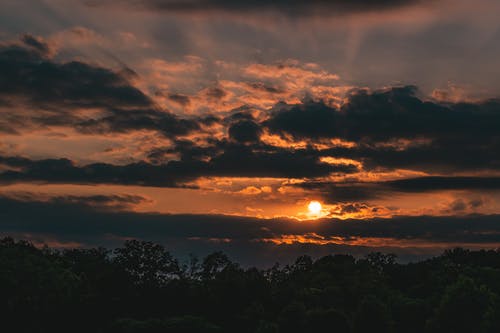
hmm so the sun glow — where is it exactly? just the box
[308,201,323,215]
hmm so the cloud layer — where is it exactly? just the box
[0,27,499,262]
[83,0,425,16]
[2,193,500,265]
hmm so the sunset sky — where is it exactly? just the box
[1,0,500,265]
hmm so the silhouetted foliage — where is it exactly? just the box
[3,236,500,332]
[114,240,180,287]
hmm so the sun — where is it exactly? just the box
[308,201,322,215]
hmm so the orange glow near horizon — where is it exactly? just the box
[260,233,500,250]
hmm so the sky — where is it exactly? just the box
[1,0,500,265]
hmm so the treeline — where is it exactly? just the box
[2,237,500,332]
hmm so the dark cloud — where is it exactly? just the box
[1,37,499,191]
[224,110,256,123]
[76,108,200,138]
[20,34,53,56]
[0,37,204,138]
[297,181,382,203]
[0,156,193,187]
[0,145,358,186]
[83,0,425,16]
[266,86,500,172]
[147,138,360,179]
[167,93,191,106]
[336,202,371,215]
[470,198,484,208]
[0,41,151,110]
[49,194,149,210]
[295,176,500,204]
[207,144,358,178]
[4,192,150,211]
[266,86,500,143]
[246,82,283,94]
[228,120,262,143]
[205,86,227,100]
[449,199,467,212]
[328,142,500,173]
[385,176,500,192]
[1,194,500,266]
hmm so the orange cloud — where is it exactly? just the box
[260,233,500,249]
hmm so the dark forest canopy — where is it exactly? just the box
[3,237,500,332]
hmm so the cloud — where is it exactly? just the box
[296,176,500,204]
[0,37,205,138]
[446,198,484,213]
[266,86,500,172]
[20,34,54,56]
[1,37,499,194]
[0,156,192,187]
[182,141,359,178]
[266,86,500,143]
[1,194,500,266]
[228,120,262,143]
[76,108,200,138]
[296,181,382,202]
[385,176,500,192]
[3,192,151,211]
[237,186,266,195]
[0,39,151,110]
[83,0,425,16]
[243,60,339,83]
[0,144,359,186]
[167,93,191,106]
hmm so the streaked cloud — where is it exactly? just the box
[82,0,427,16]
[1,193,500,265]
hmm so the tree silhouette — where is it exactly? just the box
[427,276,493,332]
[114,240,180,287]
[3,237,500,333]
